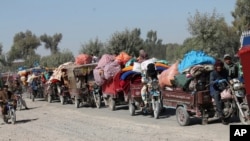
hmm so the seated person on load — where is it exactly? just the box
[137,49,149,63]
[141,63,158,104]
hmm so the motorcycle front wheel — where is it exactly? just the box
[238,103,250,125]
[17,99,22,111]
[152,99,160,119]
[10,110,16,125]
[93,93,101,108]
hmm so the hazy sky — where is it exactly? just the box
[0,0,236,57]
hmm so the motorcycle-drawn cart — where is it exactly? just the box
[67,63,102,108]
[45,62,73,103]
[128,73,163,119]
[162,72,250,126]
[102,71,131,111]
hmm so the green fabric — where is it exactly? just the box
[174,74,193,91]
[238,62,243,76]
[125,58,137,67]
[156,60,168,65]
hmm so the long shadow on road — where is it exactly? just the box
[14,118,39,125]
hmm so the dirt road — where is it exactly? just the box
[0,95,239,141]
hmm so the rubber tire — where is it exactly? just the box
[109,98,116,111]
[32,94,35,102]
[129,100,135,116]
[176,106,190,126]
[238,104,250,125]
[3,115,8,123]
[153,101,160,119]
[11,110,16,125]
[60,96,64,105]
[75,97,80,108]
[94,94,101,108]
[17,99,22,111]
[47,95,52,103]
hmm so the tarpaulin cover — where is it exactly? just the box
[178,50,215,73]
[238,47,250,94]
[238,47,250,110]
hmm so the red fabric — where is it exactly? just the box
[75,54,92,65]
[115,52,132,65]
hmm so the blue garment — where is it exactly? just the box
[31,80,38,91]
[209,69,228,96]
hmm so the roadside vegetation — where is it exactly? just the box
[0,0,249,72]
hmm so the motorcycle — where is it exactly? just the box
[47,82,61,103]
[91,83,102,108]
[31,83,44,102]
[215,78,250,124]
[143,78,162,119]
[3,100,16,124]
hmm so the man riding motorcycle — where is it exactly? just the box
[210,59,229,124]
[12,80,29,110]
[0,84,17,120]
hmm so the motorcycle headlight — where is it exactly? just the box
[233,83,243,90]
[235,90,245,98]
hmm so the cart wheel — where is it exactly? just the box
[129,100,135,116]
[176,106,190,126]
[202,118,208,125]
[75,97,80,108]
[109,98,115,111]
[60,96,64,105]
[47,95,52,103]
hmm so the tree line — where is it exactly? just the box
[0,0,249,72]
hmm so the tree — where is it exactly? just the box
[40,49,74,68]
[79,38,104,57]
[232,0,250,35]
[0,43,7,67]
[106,28,143,56]
[40,33,63,54]
[144,30,166,59]
[187,10,238,58]
[8,30,41,62]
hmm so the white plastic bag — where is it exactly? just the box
[132,62,142,73]
[141,58,157,71]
